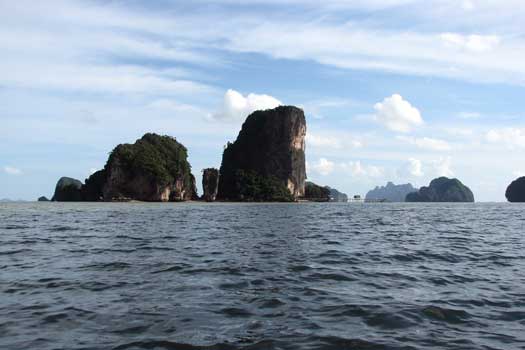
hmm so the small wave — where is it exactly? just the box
[422,305,471,324]
[0,248,33,255]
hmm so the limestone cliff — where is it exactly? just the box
[99,133,197,201]
[52,177,83,201]
[54,133,197,202]
[406,177,474,202]
[217,106,306,201]
[202,168,219,202]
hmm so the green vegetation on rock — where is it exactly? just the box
[303,182,330,202]
[405,177,474,202]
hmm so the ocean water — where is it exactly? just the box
[1,202,524,350]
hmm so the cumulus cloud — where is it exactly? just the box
[486,128,525,149]
[397,136,452,151]
[373,94,423,133]
[340,161,383,178]
[431,157,454,177]
[407,158,424,177]
[3,166,22,175]
[211,89,282,122]
[310,158,335,176]
[306,132,363,149]
[441,33,500,52]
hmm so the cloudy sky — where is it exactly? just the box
[1,0,525,201]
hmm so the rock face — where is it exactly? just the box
[217,106,306,201]
[99,133,197,201]
[505,177,525,202]
[406,177,474,202]
[202,168,219,202]
[303,182,330,202]
[38,196,50,202]
[366,182,417,202]
[326,186,348,202]
[54,133,197,202]
[52,177,83,201]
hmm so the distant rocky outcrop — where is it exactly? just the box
[302,182,330,202]
[52,177,83,201]
[405,177,474,202]
[217,106,306,201]
[38,196,50,202]
[505,177,525,202]
[202,168,219,202]
[366,182,417,202]
[53,133,197,202]
[326,186,348,202]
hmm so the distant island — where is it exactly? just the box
[365,182,417,202]
[405,177,474,202]
[505,177,525,202]
[52,133,197,202]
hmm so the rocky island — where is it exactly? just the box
[51,133,197,202]
[202,168,220,202]
[505,177,525,202]
[405,177,474,202]
[366,182,417,202]
[217,106,306,201]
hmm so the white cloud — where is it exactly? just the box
[306,132,363,150]
[3,166,22,175]
[408,158,424,177]
[340,161,384,178]
[373,94,423,132]
[397,136,452,151]
[211,89,282,122]
[310,158,335,176]
[486,128,525,149]
[441,33,500,52]
[461,0,475,11]
[306,133,342,149]
[432,157,454,177]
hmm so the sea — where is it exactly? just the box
[1,202,524,350]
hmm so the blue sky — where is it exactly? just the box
[1,0,525,201]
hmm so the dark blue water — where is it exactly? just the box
[1,202,524,350]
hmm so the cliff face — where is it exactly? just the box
[202,168,219,202]
[366,182,417,202]
[52,177,83,201]
[505,177,525,202]
[53,133,197,202]
[100,133,197,201]
[406,177,474,202]
[217,106,306,201]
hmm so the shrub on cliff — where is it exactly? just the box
[107,133,192,189]
[230,170,294,202]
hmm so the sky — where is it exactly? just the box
[1,0,525,202]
